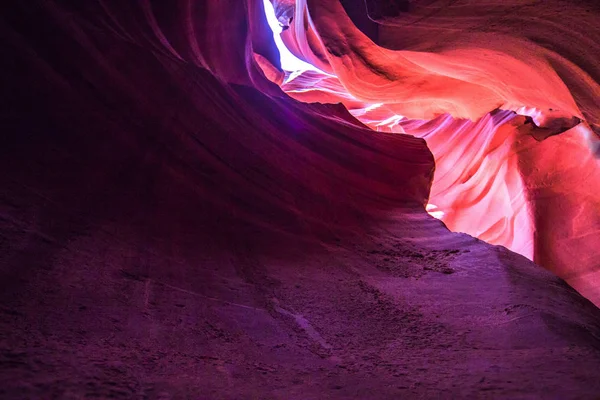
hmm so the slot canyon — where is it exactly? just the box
[1,0,600,397]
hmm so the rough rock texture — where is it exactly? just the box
[1,0,600,398]
[273,0,600,305]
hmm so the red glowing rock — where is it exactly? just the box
[269,0,600,305]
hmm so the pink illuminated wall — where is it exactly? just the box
[260,0,600,304]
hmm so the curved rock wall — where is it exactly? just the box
[269,0,600,305]
[1,1,600,397]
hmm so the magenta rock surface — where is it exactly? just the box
[1,1,600,398]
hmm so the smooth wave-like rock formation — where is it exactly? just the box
[269,0,600,306]
[1,0,600,398]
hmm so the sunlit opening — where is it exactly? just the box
[262,0,321,74]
